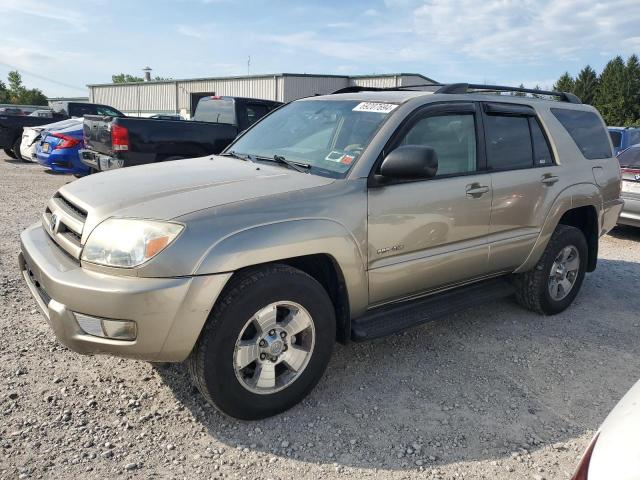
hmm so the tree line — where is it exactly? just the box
[0,71,48,106]
[552,54,640,127]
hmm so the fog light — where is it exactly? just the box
[74,313,137,341]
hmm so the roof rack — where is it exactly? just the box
[435,83,582,104]
[331,83,581,104]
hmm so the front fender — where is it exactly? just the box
[193,218,369,317]
[515,182,602,273]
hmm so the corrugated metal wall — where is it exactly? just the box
[281,76,348,102]
[88,73,436,116]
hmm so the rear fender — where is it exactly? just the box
[515,183,602,273]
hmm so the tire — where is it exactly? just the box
[514,225,588,315]
[12,138,26,162]
[3,147,16,159]
[188,264,335,420]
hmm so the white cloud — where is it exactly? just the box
[0,0,88,31]
[175,23,216,39]
[364,8,380,16]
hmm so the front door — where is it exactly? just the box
[367,103,492,305]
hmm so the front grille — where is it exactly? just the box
[42,193,87,260]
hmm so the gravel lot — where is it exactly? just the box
[1,153,640,480]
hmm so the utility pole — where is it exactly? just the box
[247,56,250,76]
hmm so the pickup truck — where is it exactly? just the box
[80,96,282,171]
[0,101,124,160]
[19,84,622,419]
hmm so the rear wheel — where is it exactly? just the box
[514,225,587,315]
[3,147,16,159]
[188,264,335,420]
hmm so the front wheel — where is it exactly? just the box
[188,264,335,420]
[3,147,16,159]
[514,225,588,315]
[12,138,27,162]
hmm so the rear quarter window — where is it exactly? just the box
[551,108,612,159]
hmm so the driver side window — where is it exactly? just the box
[398,113,477,177]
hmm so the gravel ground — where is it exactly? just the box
[1,153,640,480]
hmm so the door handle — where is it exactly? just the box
[541,174,559,185]
[466,184,489,197]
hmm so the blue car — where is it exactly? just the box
[608,127,640,156]
[36,123,89,176]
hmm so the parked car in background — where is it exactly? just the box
[608,127,640,156]
[80,96,281,171]
[571,379,640,480]
[0,102,123,160]
[35,122,88,176]
[28,109,54,118]
[149,114,182,120]
[617,144,640,228]
[0,106,25,115]
[20,118,84,162]
[19,84,622,419]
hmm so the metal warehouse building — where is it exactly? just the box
[88,73,436,117]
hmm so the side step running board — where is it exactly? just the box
[351,277,515,341]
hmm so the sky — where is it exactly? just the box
[1,0,640,98]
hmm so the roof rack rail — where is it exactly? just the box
[332,86,385,94]
[434,83,582,104]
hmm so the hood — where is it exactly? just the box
[58,155,334,234]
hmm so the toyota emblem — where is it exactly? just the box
[50,214,58,233]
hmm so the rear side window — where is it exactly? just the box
[609,131,622,148]
[551,108,612,159]
[530,119,554,166]
[627,130,640,147]
[245,104,269,126]
[485,115,532,170]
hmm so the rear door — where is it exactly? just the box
[367,102,492,304]
[482,103,559,273]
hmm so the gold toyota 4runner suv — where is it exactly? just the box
[19,83,623,419]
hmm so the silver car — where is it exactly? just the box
[617,145,640,228]
[19,84,623,419]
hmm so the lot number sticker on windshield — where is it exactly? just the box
[352,102,398,114]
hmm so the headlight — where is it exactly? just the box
[81,218,183,268]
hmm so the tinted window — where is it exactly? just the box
[398,114,476,176]
[530,119,554,166]
[618,147,640,167]
[485,115,532,170]
[245,104,269,126]
[551,108,611,159]
[193,98,236,124]
[609,131,622,148]
[95,105,122,117]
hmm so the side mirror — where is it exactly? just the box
[379,145,438,180]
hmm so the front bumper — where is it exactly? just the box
[618,196,640,228]
[19,223,231,361]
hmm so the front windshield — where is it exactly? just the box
[227,99,397,177]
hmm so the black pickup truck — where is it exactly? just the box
[80,96,282,171]
[0,102,123,160]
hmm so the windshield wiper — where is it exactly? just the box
[220,150,255,163]
[265,155,311,173]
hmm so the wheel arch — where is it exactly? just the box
[193,218,369,340]
[515,183,602,273]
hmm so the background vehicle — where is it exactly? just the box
[608,127,640,156]
[0,106,25,115]
[35,123,87,176]
[571,379,640,480]
[0,102,123,160]
[19,84,622,419]
[28,109,54,118]
[80,96,281,171]
[20,118,83,162]
[617,144,640,227]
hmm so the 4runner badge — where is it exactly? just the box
[377,244,404,255]
[50,214,59,233]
